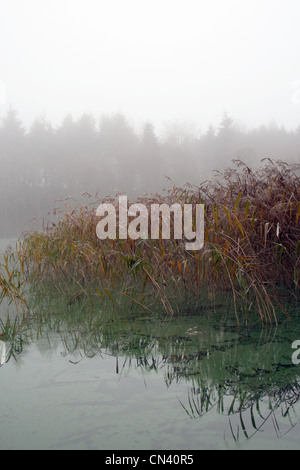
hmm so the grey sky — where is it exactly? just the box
[0,0,300,133]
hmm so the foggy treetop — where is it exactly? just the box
[0,108,299,236]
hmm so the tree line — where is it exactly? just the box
[0,108,299,236]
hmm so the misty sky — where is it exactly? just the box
[1,0,300,134]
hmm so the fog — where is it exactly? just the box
[0,0,300,236]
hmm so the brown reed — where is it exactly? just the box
[17,159,299,324]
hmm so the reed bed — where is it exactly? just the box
[0,243,27,315]
[12,159,300,324]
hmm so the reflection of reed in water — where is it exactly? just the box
[0,340,6,366]
[179,366,300,445]
[1,293,299,446]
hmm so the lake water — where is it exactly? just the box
[0,239,299,450]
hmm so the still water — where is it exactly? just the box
[0,241,299,450]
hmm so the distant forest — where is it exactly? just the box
[0,108,299,237]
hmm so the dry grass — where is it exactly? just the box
[13,159,300,324]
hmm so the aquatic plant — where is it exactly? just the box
[15,159,300,323]
[0,244,27,314]
[0,294,299,446]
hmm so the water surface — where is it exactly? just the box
[0,291,299,450]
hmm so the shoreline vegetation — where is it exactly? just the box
[1,159,299,325]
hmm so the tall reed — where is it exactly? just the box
[17,159,299,324]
